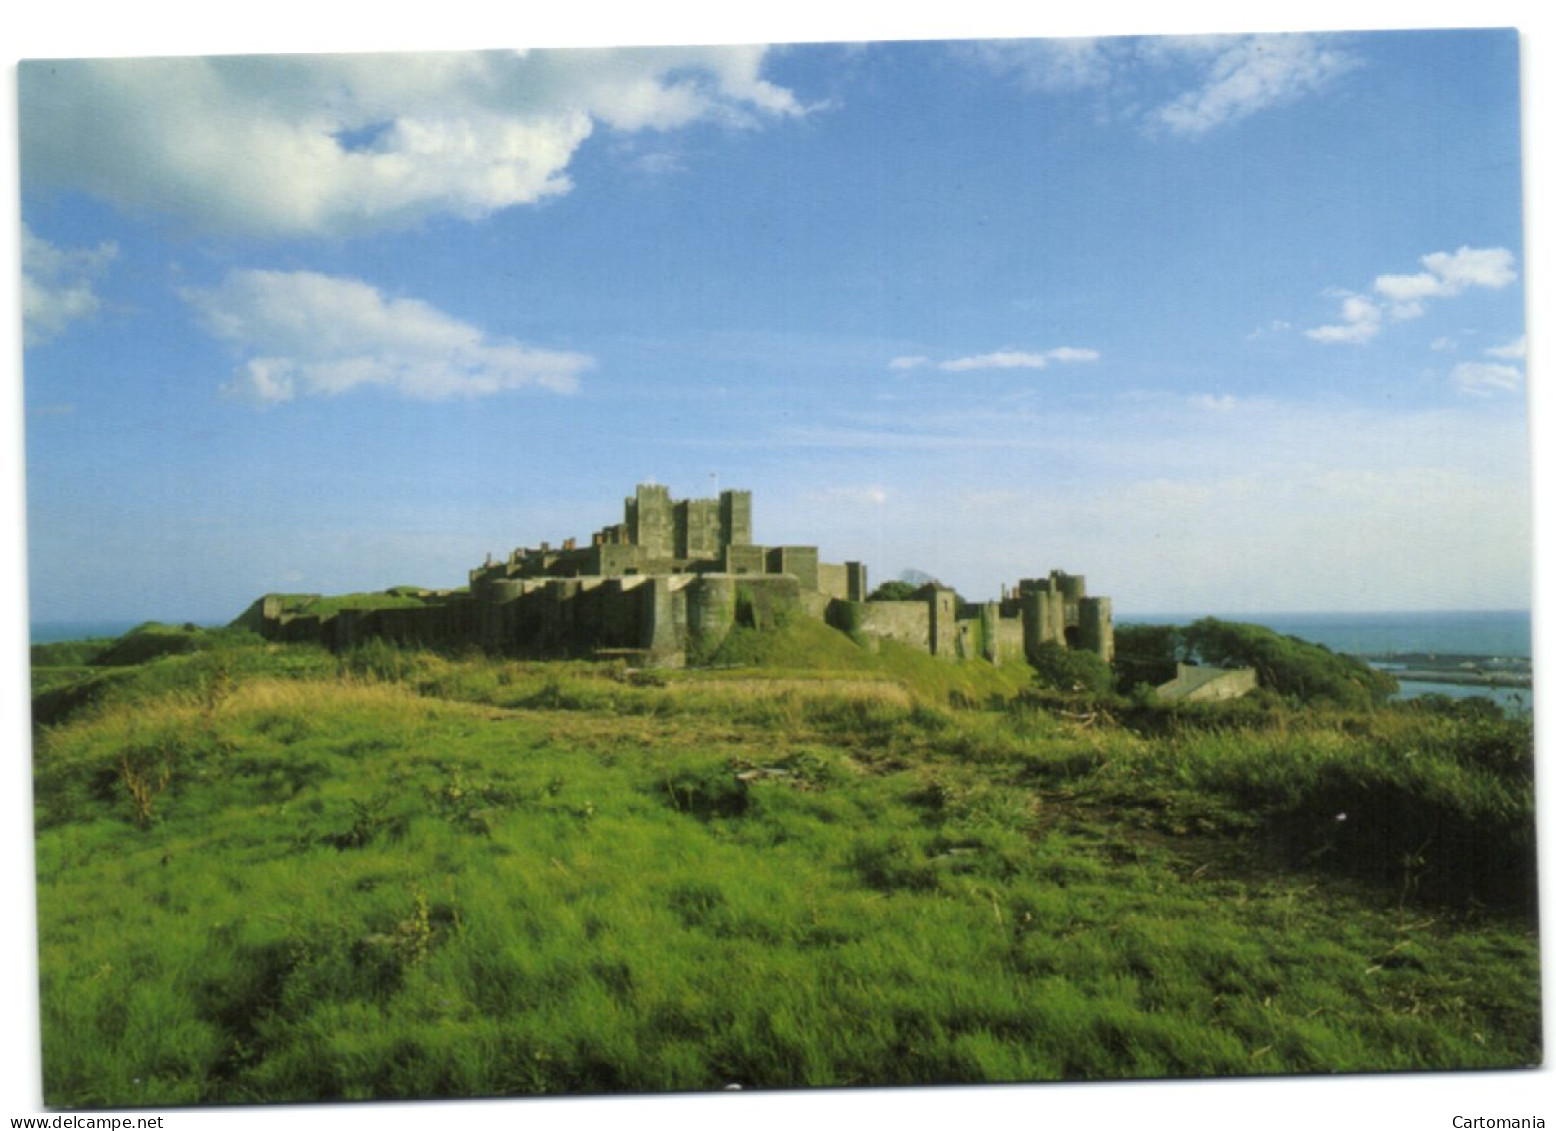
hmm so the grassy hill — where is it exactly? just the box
[27,623,1541,1105]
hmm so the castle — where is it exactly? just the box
[247,483,1113,668]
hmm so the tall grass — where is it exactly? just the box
[29,630,1541,1105]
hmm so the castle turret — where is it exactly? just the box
[1079,596,1114,663]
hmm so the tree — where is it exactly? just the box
[1112,623,1188,692]
[1114,618,1397,708]
[1182,618,1397,709]
[1029,641,1114,695]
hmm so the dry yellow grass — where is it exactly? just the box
[668,677,914,705]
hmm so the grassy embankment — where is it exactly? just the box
[29,618,1540,1106]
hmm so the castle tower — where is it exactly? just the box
[1079,597,1114,663]
[845,561,869,602]
[627,484,674,557]
[979,602,1001,663]
[719,489,752,547]
[928,586,957,657]
[676,496,722,558]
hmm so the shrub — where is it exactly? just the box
[661,762,749,819]
[120,743,176,827]
[339,638,416,683]
[1029,642,1114,696]
[1112,624,1188,692]
[1182,618,1396,709]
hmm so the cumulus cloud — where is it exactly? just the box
[1307,247,1517,345]
[20,47,805,239]
[967,32,1356,136]
[21,224,118,346]
[1373,247,1517,320]
[183,269,593,405]
[1305,294,1382,344]
[894,346,1100,373]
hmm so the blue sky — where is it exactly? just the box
[15,25,1533,623]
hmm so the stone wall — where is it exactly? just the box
[766,546,819,592]
[1157,664,1259,702]
[996,617,1025,665]
[817,563,849,602]
[850,600,932,651]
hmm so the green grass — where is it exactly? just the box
[271,591,441,616]
[28,629,1541,1105]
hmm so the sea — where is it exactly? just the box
[31,619,157,645]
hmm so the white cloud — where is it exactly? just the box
[897,346,1100,373]
[964,38,1115,93]
[966,33,1355,137]
[1486,335,1527,360]
[941,350,1054,372]
[1422,246,1518,291]
[1043,346,1102,363]
[1453,362,1523,396]
[1308,247,1517,346]
[1305,294,1381,344]
[1451,336,1526,396]
[1373,271,1446,305]
[1151,34,1359,137]
[20,47,805,239]
[183,269,594,405]
[21,224,118,346]
[1373,247,1517,320]
[1245,319,1292,341]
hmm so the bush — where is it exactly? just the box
[1112,624,1187,692]
[1185,618,1396,708]
[867,580,923,602]
[1117,619,1395,709]
[339,638,416,683]
[1028,642,1114,696]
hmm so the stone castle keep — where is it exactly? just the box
[248,483,1114,667]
